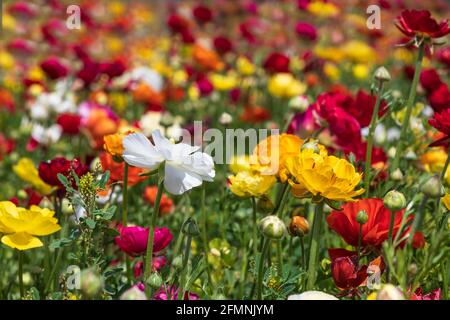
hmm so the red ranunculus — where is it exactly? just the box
[347,90,388,128]
[410,288,441,300]
[429,108,450,146]
[329,249,368,290]
[420,69,443,94]
[396,10,450,39]
[213,36,233,55]
[38,157,88,189]
[167,14,189,34]
[327,198,412,249]
[263,52,290,74]
[295,22,317,41]
[57,113,81,135]
[40,57,69,80]
[412,231,426,249]
[114,225,173,257]
[428,84,450,113]
[437,47,450,68]
[193,5,213,24]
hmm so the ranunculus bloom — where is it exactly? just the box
[0,88,15,112]
[57,113,81,135]
[240,106,271,123]
[263,52,290,74]
[114,225,173,257]
[192,5,213,24]
[167,14,190,34]
[396,10,450,39]
[38,157,88,189]
[420,69,443,94]
[295,22,317,41]
[143,186,174,215]
[346,90,388,128]
[192,44,224,71]
[412,231,426,249]
[99,153,145,187]
[40,57,69,80]
[213,36,233,55]
[153,285,199,300]
[428,84,450,113]
[13,158,53,195]
[428,108,450,146]
[410,288,441,300]
[327,198,412,248]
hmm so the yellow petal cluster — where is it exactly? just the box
[13,158,53,195]
[229,170,276,198]
[0,202,61,250]
[268,73,306,99]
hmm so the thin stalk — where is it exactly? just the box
[276,242,283,277]
[409,195,428,244]
[391,41,425,171]
[307,202,324,290]
[272,183,290,217]
[255,239,270,300]
[300,236,306,270]
[357,223,363,263]
[144,171,164,298]
[388,211,396,245]
[200,184,212,286]
[251,197,258,258]
[178,234,193,300]
[364,81,384,197]
[18,250,24,299]
[122,163,132,285]
[45,216,69,293]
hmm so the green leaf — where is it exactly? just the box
[57,173,71,189]
[49,238,72,250]
[85,218,97,229]
[98,170,110,189]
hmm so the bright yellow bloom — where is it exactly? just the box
[307,1,339,17]
[268,73,306,99]
[352,64,369,80]
[237,56,255,76]
[229,171,276,198]
[13,158,53,195]
[285,149,364,201]
[442,194,450,211]
[420,148,450,184]
[210,73,238,91]
[229,155,252,174]
[314,46,344,63]
[0,51,14,70]
[323,62,340,81]
[342,41,376,64]
[0,202,61,250]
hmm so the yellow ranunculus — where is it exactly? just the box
[419,148,450,184]
[237,56,255,76]
[229,155,252,174]
[307,1,339,17]
[323,62,340,81]
[342,41,376,64]
[210,73,238,91]
[268,73,306,99]
[13,158,53,195]
[0,202,61,250]
[229,171,276,198]
[285,149,364,202]
[103,133,126,157]
[352,64,369,80]
[442,194,450,211]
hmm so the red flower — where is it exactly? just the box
[327,198,412,249]
[429,108,450,146]
[99,153,145,187]
[143,186,174,215]
[263,52,290,74]
[346,90,388,128]
[240,106,271,123]
[420,69,443,94]
[410,288,441,300]
[437,47,450,68]
[213,36,233,55]
[428,84,450,113]
[167,14,189,34]
[38,157,88,189]
[115,225,173,257]
[295,22,317,41]
[40,57,69,80]
[193,5,213,24]
[57,113,81,135]
[329,249,368,290]
[412,231,426,249]
[99,58,127,79]
[396,10,449,39]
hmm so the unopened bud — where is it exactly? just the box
[159,112,174,127]
[182,218,200,237]
[258,215,286,240]
[383,190,407,211]
[289,215,310,236]
[61,198,74,215]
[288,95,309,112]
[374,66,391,82]
[356,210,369,224]
[80,269,103,299]
[390,168,404,181]
[17,189,27,200]
[172,255,183,270]
[219,112,233,125]
[146,272,162,289]
[120,286,147,300]
[376,284,405,300]
[421,175,444,198]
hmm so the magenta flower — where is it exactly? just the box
[115,225,173,257]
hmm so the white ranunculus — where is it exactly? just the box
[287,291,339,300]
[31,124,62,145]
[123,130,215,195]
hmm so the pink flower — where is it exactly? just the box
[40,57,69,80]
[295,22,317,41]
[153,285,199,300]
[115,226,173,257]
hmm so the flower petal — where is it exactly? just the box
[123,133,164,170]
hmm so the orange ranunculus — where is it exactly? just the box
[132,82,165,106]
[240,106,271,123]
[85,109,119,148]
[251,134,304,180]
[99,152,145,187]
[103,132,127,157]
[143,186,174,215]
[192,44,224,71]
[0,88,14,112]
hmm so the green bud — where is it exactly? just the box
[374,66,391,82]
[172,255,183,270]
[383,190,407,211]
[120,286,147,300]
[80,268,103,299]
[257,195,274,214]
[146,272,162,289]
[61,198,74,215]
[390,168,404,181]
[421,175,444,198]
[182,218,200,237]
[39,197,54,210]
[159,112,174,127]
[258,215,286,240]
[17,189,28,200]
[356,210,369,224]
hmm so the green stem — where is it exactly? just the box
[251,197,258,258]
[357,223,363,262]
[388,211,396,245]
[272,183,290,217]
[178,234,193,300]
[307,202,324,290]
[364,81,384,197]
[391,41,425,171]
[255,239,270,300]
[300,237,306,270]
[45,216,69,293]
[276,242,283,277]
[200,184,212,286]
[408,195,428,243]
[144,171,164,298]
[18,250,24,299]
[122,163,132,285]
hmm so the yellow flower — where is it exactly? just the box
[323,62,340,81]
[285,149,364,202]
[103,133,126,157]
[307,1,339,17]
[419,148,450,184]
[352,64,369,80]
[0,202,61,250]
[13,158,53,195]
[342,41,376,64]
[237,56,255,76]
[314,46,344,63]
[229,155,252,174]
[442,194,450,211]
[210,73,238,91]
[188,85,200,101]
[0,51,14,70]
[268,73,306,99]
[229,171,276,198]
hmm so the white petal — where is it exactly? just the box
[151,129,174,160]
[123,133,163,170]
[164,162,203,195]
[180,152,215,181]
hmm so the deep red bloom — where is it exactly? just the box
[437,47,450,68]
[213,36,233,55]
[153,285,199,300]
[429,108,450,146]
[196,77,214,96]
[40,57,69,80]
[99,58,127,79]
[240,106,271,123]
[133,256,167,278]
[328,249,368,290]
[396,10,449,39]
[167,14,189,34]
[38,157,88,189]
[420,69,443,94]
[412,232,426,249]
[57,113,81,135]
[428,84,450,113]
[0,134,15,160]
[295,22,317,41]
[410,288,441,300]
[346,90,388,128]
[327,198,411,249]
[115,225,173,257]
[192,5,213,24]
[7,1,37,19]
[263,52,290,74]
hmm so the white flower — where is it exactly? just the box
[139,111,183,140]
[123,130,215,195]
[129,67,163,92]
[31,124,62,145]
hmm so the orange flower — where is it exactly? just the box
[132,82,165,106]
[104,133,125,157]
[143,186,174,215]
[85,109,119,148]
[192,44,224,71]
[0,89,14,112]
[99,152,145,187]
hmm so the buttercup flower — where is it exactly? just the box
[123,130,215,195]
[268,73,307,99]
[0,202,61,250]
[13,158,53,195]
[229,170,276,198]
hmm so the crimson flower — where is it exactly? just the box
[115,225,173,257]
[329,249,368,291]
[40,57,69,80]
[428,84,450,113]
[57,113,82,135]
[295,22,317,41]
[428,108,450,146]
[193,5,213,24]
[263,52,290,74]
[327,198,411,249]
[410,288,441,300]
[38,157,88,189]
[396,10,449,39]
[213,36,233,55]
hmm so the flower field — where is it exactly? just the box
[0,0,449,301]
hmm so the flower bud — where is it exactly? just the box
[61,198,74,215]
[421,175,444,198]
[120,286,147,300]
[390,168,404,181]
[383,190,407,211]
[257,195,274,214]
[17,189,27,200]
[301,139,320,154]
[376,284,405,300]
[39,197,54,210]
[219,112,233,125]
[258,215,286,240]
[172,255,183,270]
[289,215,310,236]
[146,272,162,289]
[80,268,103,299]
[182,217,200,237]
[374,66,391,82]
[288,95,309,112]
[356,210,369,224]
